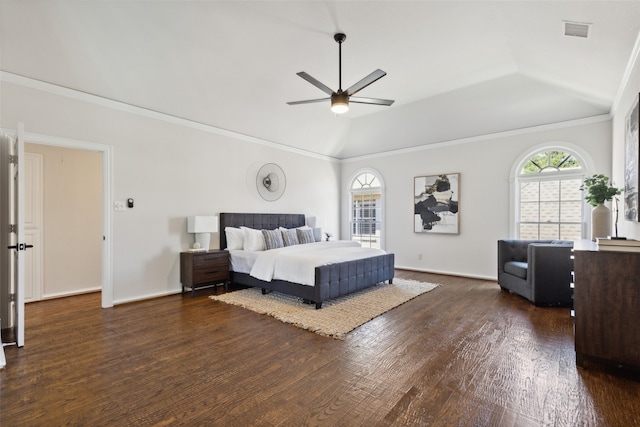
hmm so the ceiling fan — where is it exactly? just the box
[287,33,394,114]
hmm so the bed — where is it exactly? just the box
[220,213,395,309]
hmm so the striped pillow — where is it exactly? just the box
[296,228,315,244]
[280,228,299,246]
[262,229,284,250]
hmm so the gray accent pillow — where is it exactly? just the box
[296,228,315,244]
[280,228,299,246]
[262,229,284,250]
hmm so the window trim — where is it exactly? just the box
[348,168,385,250]
[509,142,595,239]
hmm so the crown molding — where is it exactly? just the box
[342,114,611,163]
[0,71,339,163]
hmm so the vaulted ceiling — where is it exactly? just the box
[2,1,640,159]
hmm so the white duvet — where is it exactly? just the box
[247,241,386,286]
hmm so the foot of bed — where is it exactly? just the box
[389,279,393,284]
[262,288,271,295]
[302,299,322,309]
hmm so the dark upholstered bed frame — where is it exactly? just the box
[220,213,395,309]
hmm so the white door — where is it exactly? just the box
[7,123,27,347]
[23,152,43,302]
[15,123,26,346]
[0,122,27,367]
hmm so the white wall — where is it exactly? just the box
[1,73,618,296]
[24,143,103,298]
[1,80,341,304]
[341,119,612,280]
[611,38,640,241]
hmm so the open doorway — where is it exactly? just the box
[22,132,113,309]
[24,143,102,302]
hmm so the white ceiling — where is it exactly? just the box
[2,1,640,159]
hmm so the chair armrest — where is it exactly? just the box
[528,243,574,303]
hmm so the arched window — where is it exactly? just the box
[350,170,384,249]
[515,148,586,240]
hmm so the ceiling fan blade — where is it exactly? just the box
[287,97,330,105]
[345,69,387,96]
[349,96,395,106]
[296,72,334,96]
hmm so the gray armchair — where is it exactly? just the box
[497,239,574,307]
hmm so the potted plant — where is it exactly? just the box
[581,174,622,240]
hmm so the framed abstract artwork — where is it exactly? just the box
[624,94,639,221]
[414,173,460,234]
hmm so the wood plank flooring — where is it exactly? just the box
[1,270,639,426]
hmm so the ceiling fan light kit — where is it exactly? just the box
[331,92,349,114]
[288,33,394,114]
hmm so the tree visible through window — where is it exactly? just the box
[517,149,584,240]
[350,172,383,249]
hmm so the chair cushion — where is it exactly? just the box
[504,261,528,279]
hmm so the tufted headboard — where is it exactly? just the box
[219,213,306,249]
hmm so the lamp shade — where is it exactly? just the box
[187,216,218,233]
[306,216,316,228]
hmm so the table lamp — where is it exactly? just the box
[187,216,218,251]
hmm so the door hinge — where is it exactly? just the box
[8,155,17,165]
[9,224,16,234]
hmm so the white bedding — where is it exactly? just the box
[228,249,259,274]
[239,240,386,286]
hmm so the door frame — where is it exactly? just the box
[24,132,113,308]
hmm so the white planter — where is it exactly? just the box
[591,204,611,241]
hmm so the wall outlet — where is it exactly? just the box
[114,201,126,211]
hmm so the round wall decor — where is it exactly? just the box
[256,163,286,201]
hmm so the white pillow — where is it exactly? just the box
[312,227,322,242]
[225,227,244,250]
[241,226,265,251]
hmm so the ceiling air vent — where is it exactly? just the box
[564,21,590,38]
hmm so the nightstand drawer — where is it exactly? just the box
[193,266,229,283]
[193,254,228,269]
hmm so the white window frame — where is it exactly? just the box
[349,168,385,250]
[510,143,595,239]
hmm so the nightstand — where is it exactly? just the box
[180,250,230,296]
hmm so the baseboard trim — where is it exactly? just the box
[40,287,102,301]
[394,265,496,282]
[113,289,182,306]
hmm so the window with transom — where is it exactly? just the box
[350,171,384,249]
[516,149,585,240]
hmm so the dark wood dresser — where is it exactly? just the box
[573,240,640,371]
[180,250,230,296]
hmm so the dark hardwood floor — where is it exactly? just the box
[1,270,639,426]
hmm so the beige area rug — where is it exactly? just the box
[209,278,440,339]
